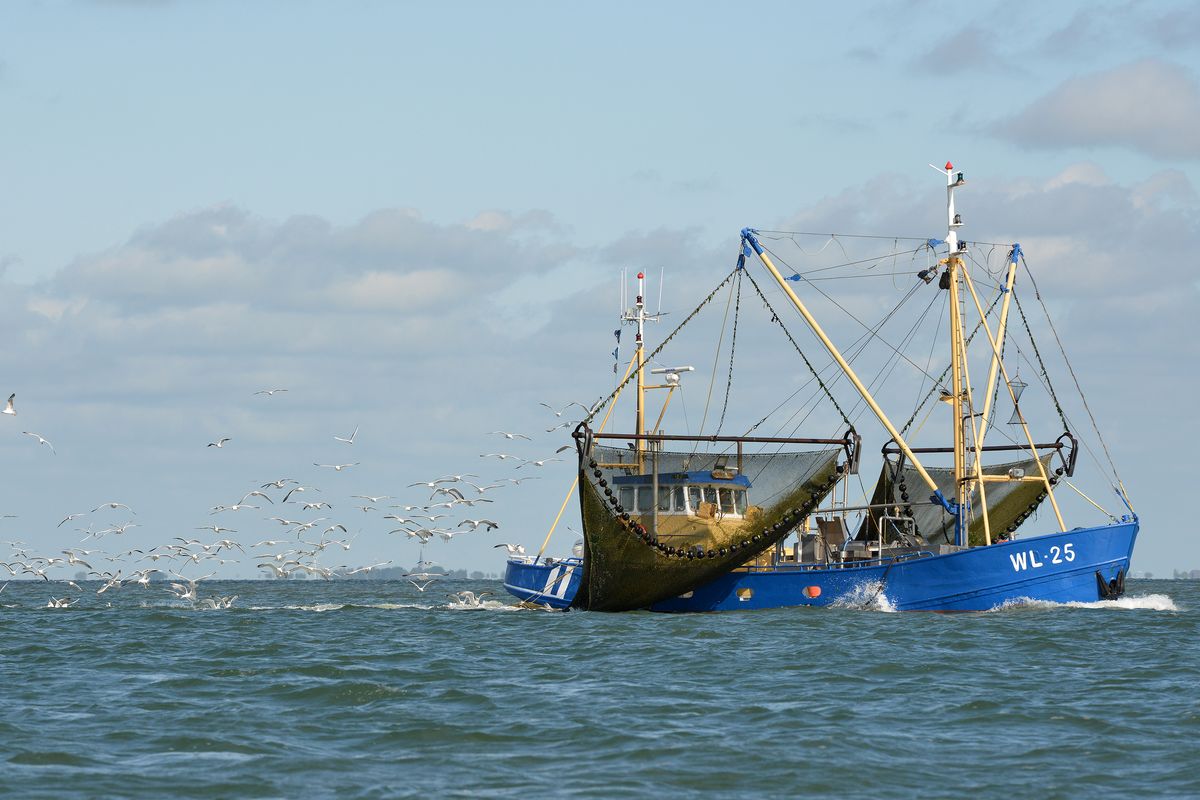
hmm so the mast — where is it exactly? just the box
[943,162,970,546]
[635,270,646,470]
[619,270,650,472]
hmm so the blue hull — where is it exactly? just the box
[652,521,1138,612]
[501,521,1137,613]
[502,557,582,610]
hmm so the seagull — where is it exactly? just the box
[516,458,563,469]
[344,560,391,576]
[261,478,299,489]
[545,422,573,432]
[436,474,478,484]
[351,495,391,503]
[480,453,517,461]
[281,485,321,503]
[195,525,238,535]
[452,498,494,507]
[313,463,358,471]
[210,503,260,514]
[58,512,88,528]
[403,569,447,581]
[333,425,359,445]
[538,402,576,417]
[408,578,437,592]
[2,394,14,416]
[408,478,458,489]
[489,431,531,441]
[92,502,135,514]
[254,388,288,396]
[448,590,494,606]
[301,501,332,511]
[239,490,274,505]
[501,476,541,485]
[461,519,501,532]
[431,486,465,501]
[21,431,54,454]
[463,482,505,495]
[493,543,526,555]
[207,438,231,448]
[47,596,77,608]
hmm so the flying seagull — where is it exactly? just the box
[254,388,288,396]
[313,463,358,471]
[207,438,231,448]
[461,518,501,531]
[489,431,531,441]
[2,394,14,416]
[493,543,526,555]
[333,425,359,445]
[92,502,135,514]
[21,432,54,454]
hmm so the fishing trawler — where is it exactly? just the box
[504,162,1138,612]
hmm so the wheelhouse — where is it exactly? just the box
[611,470,752,519]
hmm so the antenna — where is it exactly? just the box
[657,266,664,315]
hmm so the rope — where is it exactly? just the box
[741,268,852,428]
[582,267,739,427]
[1019,255,1128,497]
[697,276,738,440]
[899,290,1004,436]
[1011,289,1070,431]
[714,272,742,436]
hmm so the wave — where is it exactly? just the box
[829,581,897,612]
[989,593,1178,612]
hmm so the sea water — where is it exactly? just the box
[0,579,1195,799]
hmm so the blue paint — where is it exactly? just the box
[502,520,1138,613]
[652,520,1138,612]
[502,557,582,609]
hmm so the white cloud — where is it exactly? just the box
[994,59,1200,159]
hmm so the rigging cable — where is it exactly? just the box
[1019,254,1130,503]
[694,274,739,453]
[582,267,739,428]
[741,268,853,429]
[713,271,742,436]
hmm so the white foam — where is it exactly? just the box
[830,581,897,612]
[444,599,522,612]
[990,593,1178,612]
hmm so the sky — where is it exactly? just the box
[0,0,1197,578]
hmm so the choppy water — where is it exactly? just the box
[1,578,1196,799]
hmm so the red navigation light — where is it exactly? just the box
[637,272,644,279]
[945,161,954,170]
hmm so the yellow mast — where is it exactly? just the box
[977,250,1020,442]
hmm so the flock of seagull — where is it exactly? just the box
[0,391,595,609]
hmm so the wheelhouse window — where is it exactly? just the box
[673,486,685,512]
[636,487,653,513]
[619,486,634,510]
[718,488,736,514]
[657,487,672,512]
[688,486,702,511]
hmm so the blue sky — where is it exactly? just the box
[0,0,1197,577]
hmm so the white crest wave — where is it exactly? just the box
[830,581,897,612]
[989,593,1178,612]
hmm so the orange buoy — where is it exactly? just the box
[804,585,821,598]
